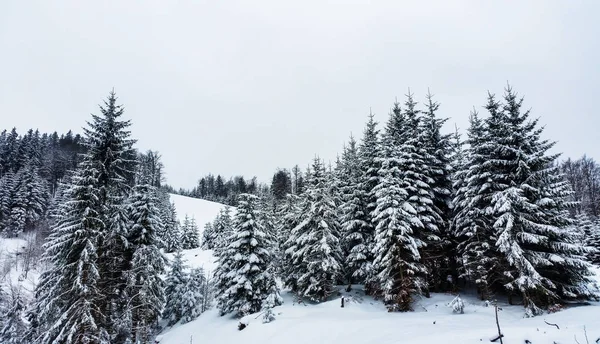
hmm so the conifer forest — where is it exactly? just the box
[0,85,598,343]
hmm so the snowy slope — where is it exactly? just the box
[160,194,600,344]
[168,193,229,272]
[0,235,39,297]
[158,287,600,344]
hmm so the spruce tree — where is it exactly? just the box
[125,184,167,342]
[30,166,109,343]
[453,103,504,301]
[371,114,426,311]
[420,92,455,291]
[286,158,343,302]
[216,194,281,316]
[163,250,189,326]
[0,285,27,344]
[280,193,304,293]
[396,93,441,295]
[341,135,373,285]
[181,268,207,323]
[181,216,200,249]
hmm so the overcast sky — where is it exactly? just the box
[1,1,599,188]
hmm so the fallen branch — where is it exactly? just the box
[490,334,504,342]
[544,320,560,330]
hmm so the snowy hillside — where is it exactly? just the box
[168,193,229,272]
[161,194,600,344]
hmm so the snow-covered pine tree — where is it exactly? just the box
[82,91,137,338]
[420,92,455,291]
[490,87,596,316]
[396,93,442,296]
[216,193,281,316]
[287,158,343,302]
[163,250,189,326]
[8,164,49,235]
[280,193,304,293]
[354,113,382,292]
[586,218,600,265]
[201,221,215,250]
[29,165,110,344]
[371,117,426,311]
[181,268,207,323]
[341,135,374,286]
[0,172,16,233]
[163,201,182,253]
[0,284,27,344]
[103,203,133,344]
[358,112,382,229]
[212,207,234,254]
[125,184,167,342]
[452,107,502,301]
[181,216,200,249]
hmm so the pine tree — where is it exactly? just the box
[286,158,343,302]
[212,207,234,254]
[180,215,200,250]
[452,109,498,300]
[9,164,49,235]
[201,222,215,250]
[396,93,442,296]
[181,268,207,323]
[341,135,373,285]
[420,92,455,291]
[587,219,600,265]
[491,87,595,316]
[30,166,110,343]
[0,285,27,344]
[0,172,16,233]
[0,286,27,344]
[162,201,182,253]
[454,87,597,316]
[126,184,167,342]
[163,250,189,326]
[371,124,426,311]
[216,194,281,316]
[280,194,304,293]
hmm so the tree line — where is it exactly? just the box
[204,86,599,320]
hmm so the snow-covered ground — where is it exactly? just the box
[163,194,600,344]
[0,234,40,297]
[158,285,600,344]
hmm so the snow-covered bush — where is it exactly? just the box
[448,295,464,314]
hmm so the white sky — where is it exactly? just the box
[1,1,599,188]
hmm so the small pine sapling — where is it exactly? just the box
[448,295,465,314]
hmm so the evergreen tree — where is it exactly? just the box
[420,92,455,291]
[453,102,506,300]
[163,250,189,326]
[340,135,373,285]
[396,93,442,295]
[9,164,49,235]
[371,119,426,311]
[454,87,596,316]
[181,216,200,249]
[286,158,343,302]
[280,194,304,293]
[125,184,167,342]
[30,166,109,343]
[181,268,207,323]
[216,194,281,316]
[0,285,27,344]
[587,219,600,265]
